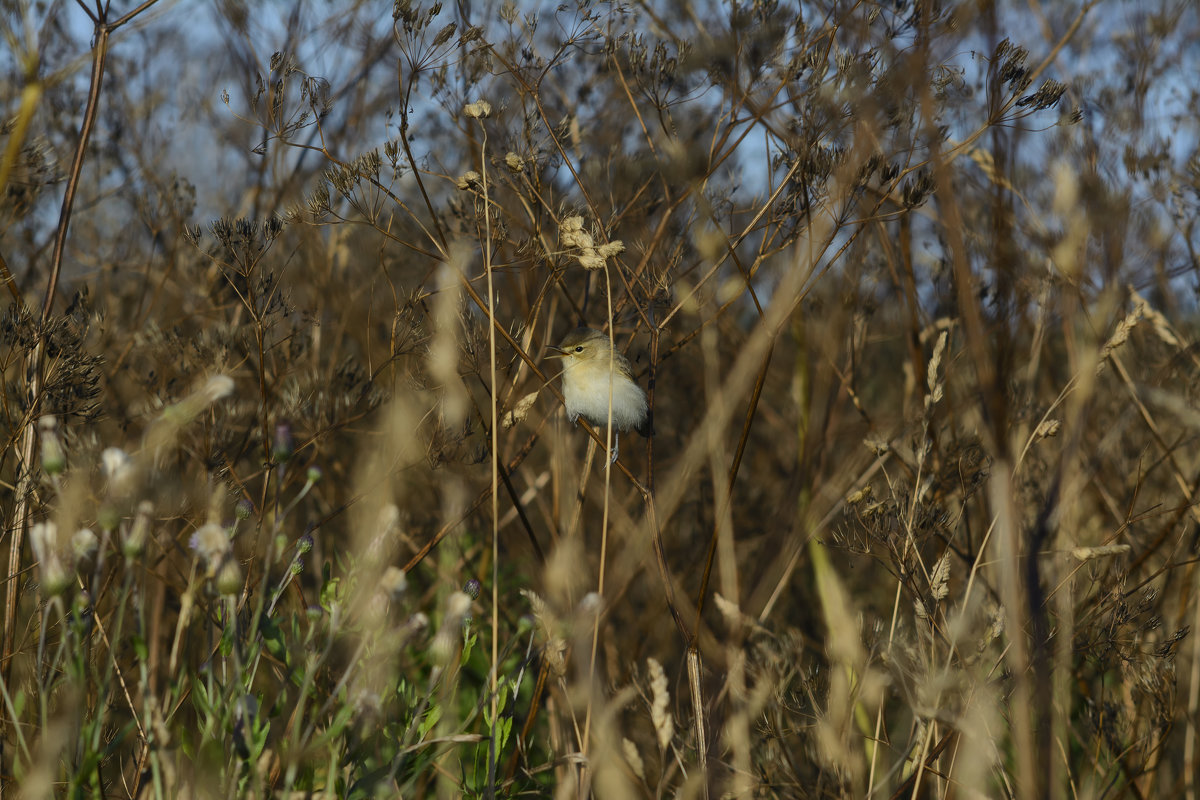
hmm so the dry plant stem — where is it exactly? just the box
[579,274,619,795]
[0,250,25,311]
[886,731,957,800]
[0,65,37,311]
[1109,353,1200,526]
[475,116,503,796]
[494,458,545,565]
[639,166,857,590]
[568,439,598,544]
[403,418,551,573]
[698,321,741,796]
[1189,584,1200,800]
[754,447,884,623]
[420,247,646,493]
[641,326,689,640]
[483,49,605,252]
[923,101,1034,794]
[687,647,709,800]
[892,0,1097,188]
[396,95,448,254]
[991,463,1040,799]
[693,342,773,635]
[3,0,161,697]
[505,655,551,781]
[662,156,805,329]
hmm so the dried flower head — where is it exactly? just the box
[101,447,134,489]
[623,738,645,780]
[576,252,606,270]
[446,590,472,619]
[123,501,154,559]
[463,100,492,118]
[431,591,473,665]
[502,390,539,429]
[597,241,625,259]
[1072,544,1132,562]
[190,523,231,575]
[72,528,98,561]
[31,521,68,595]
[559,216,623,269]
[647,657,674,751]
[1034,419,1061,441]
[380,566,407,597]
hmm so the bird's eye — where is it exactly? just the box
[574,346,584,353]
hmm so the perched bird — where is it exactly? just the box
[546,327,651,461]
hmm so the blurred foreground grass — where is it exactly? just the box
[4,1,1200,797]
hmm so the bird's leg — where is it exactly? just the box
[609,432,620,464]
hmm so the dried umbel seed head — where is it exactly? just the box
[456,170,482,190]
[463,99,492,118]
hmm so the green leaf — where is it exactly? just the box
[192,676,213,717]
[250,718,271,762]
[320,574,341,610]
[219,623,235,657]
[460,627,477,666]
[418,704,441,739]
[260,615,287,661]
[497,715,513,752]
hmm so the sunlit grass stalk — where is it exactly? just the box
[463,98,505,794]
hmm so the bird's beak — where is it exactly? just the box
[544,346,566,359]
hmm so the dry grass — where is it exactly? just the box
[3,0,1200,797]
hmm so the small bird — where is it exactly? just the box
[546,327,651,462]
